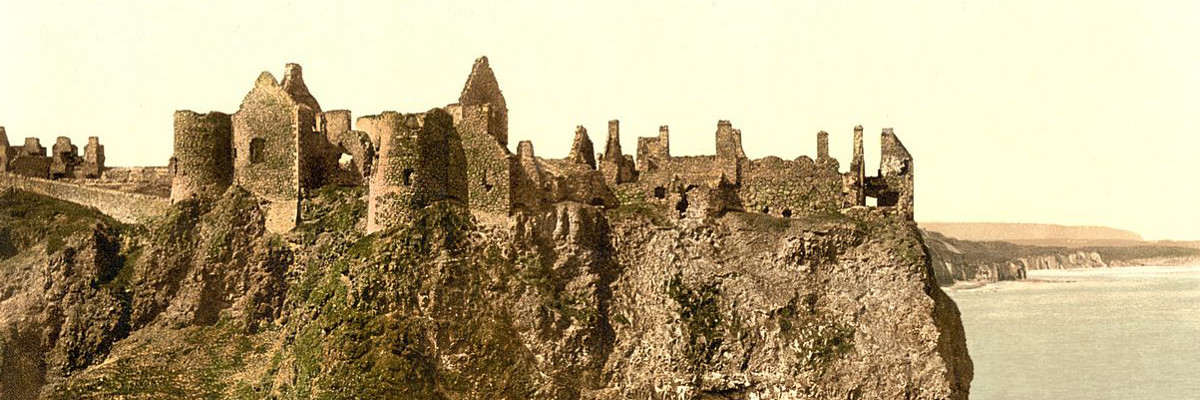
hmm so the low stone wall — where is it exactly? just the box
[0,172,171,225]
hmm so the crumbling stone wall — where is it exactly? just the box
[10,138,50,178]
[865,128,914,219]
[364,109,468,233]
[170,111,233,203]
[715,120,747,162]
[0,173,170,224]
[0,129,106,180]
[319,110,374,186]
[75,166,171,197]
[670,180,742,220]
[446,56,515,217]
[152,56,920,232]
[636,125,670,173]
[511,140,549,210]
[740,156,842,217]
[103,167,171,183]
[617,120,916,221]
[225,63,341,232]
[510,140,616,211]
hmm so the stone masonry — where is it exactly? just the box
[3,56,916,231]
[362,109,468,233]
[154,56,916,233]
[0,128,106,181]
[170,111,233,203]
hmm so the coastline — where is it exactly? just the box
[942,263,1200,291]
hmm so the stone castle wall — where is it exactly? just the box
[739,156,843,217]
[320,110,374,186]
[0,172,170,224]
[102,167,171,183]
[635,125,670,172]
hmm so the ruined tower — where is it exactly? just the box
[566,126,596,169]
[82,137,105,178]
[231,64,328,232]
[715,120,747,160]
[365,109,468,233]
[817,131,830,160]
[599,120,636,184]
[713,120,747,185]
[446,56,514,215]
[170,111,233,203]
[50,137,79,179]
[843,125,867,207]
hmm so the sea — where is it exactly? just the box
[945,265,1200,400]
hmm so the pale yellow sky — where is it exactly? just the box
[1,1,1198,240]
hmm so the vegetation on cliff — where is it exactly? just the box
[0,188,971,399]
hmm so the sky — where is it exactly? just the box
[1,1,1198,240]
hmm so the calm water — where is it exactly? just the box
[946,266,1200,400]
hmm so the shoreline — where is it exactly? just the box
[942,263,1200,291]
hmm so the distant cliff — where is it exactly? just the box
[921,229,1200,285]
[0,189,972,399]
[920,222,1143,245]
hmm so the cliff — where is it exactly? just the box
[1,188,972,399]
[919,222,1143,244]
[922,230,1200,285]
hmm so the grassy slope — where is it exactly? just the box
[0,189,130,258]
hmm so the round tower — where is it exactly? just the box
[362,111,419,232]
[171,110,233,203]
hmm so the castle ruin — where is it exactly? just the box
[0,126,106,181]
[0,56,913,230]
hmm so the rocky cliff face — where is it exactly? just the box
[922,230,1107,284]
[0,188,972,399]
